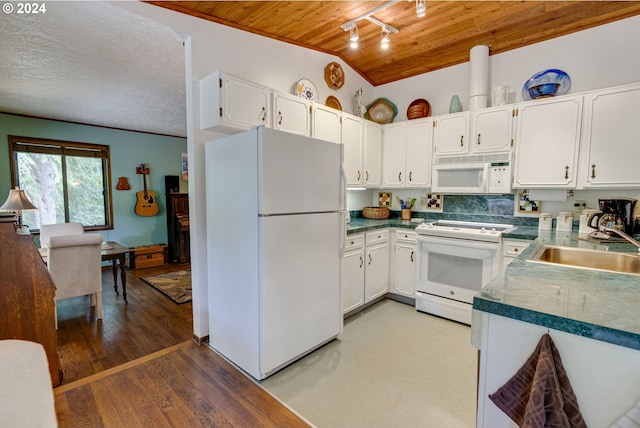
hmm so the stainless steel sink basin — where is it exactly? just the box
[527,245,640,276]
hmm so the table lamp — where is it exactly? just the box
[0,186,38,235]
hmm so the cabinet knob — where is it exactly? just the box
[591,164,596,179]
[514,248,519,253]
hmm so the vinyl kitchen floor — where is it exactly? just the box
[261,299,478,428]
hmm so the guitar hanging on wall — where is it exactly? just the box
[134,164,159,216]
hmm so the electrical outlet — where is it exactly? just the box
[420,196,427,207]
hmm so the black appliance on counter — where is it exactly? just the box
[593,197,638,236]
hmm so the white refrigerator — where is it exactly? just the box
[205,126,344,380]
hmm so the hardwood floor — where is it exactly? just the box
[54,264,310,427]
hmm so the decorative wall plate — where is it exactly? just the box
[364,97,398,124]
[522,69,571,101]
[324,62,345,89]
[325,96,342,111]
[294,78,319,101]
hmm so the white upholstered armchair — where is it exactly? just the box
[47,233,103,328]
[39,222,84,248]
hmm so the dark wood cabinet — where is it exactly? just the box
[166,193,190,263]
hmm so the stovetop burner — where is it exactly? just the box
[415,220,515,242]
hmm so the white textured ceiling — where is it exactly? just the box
[0,1,186,137]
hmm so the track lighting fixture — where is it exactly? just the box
[341,0,399,50]
[380,29,391,49]
[349,25,359,48]
[416,0,426,18]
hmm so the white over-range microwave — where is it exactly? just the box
[431,153,513,194]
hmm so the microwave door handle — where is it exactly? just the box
[481,164,489,193]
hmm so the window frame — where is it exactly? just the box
[8,135,114,232]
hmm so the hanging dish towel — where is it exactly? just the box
[610,400,640,428]
[489,333,587,428]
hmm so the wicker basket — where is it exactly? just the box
[362,207,390,219]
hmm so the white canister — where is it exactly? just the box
[556,212,573,232]
[539,213,553,231]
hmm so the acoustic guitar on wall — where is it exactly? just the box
[134,164,159,216]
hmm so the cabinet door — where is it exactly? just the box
[341,248,365,314]
[342,115,364,187]
[272,92,311,136]
[382,122,406,187]
[434,112,469,156]
[513,96,582,188]
[470,106,514,153]
[222,75,270,129]
[363,121,382,187]
[405,118,433,187]
[394,243,416,297]
[312,104,342,144]
[365,243,389,302]
[580,84,640,188]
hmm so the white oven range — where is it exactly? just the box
[414,220,514,325]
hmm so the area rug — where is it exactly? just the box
[141,270,192,304]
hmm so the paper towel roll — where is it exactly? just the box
[469,45,489,110]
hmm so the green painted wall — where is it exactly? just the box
[0,113,187,248]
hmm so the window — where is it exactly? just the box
[8,135,113,232]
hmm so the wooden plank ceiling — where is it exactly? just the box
[147,1,640,86]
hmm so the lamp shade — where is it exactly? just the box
[0,186,37,212]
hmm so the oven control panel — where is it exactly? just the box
[488,162,512,193]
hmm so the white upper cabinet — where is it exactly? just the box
[382,119,434,188]
[405,118,434,188]
[513,95,583,188]
[342,115,364,187]
[579,83,640,188]
[363,121,382,188]
[312,104,342,144]
[272,91,311,137]
[433,112,469,156]
[469,106,514,153]
[200,71,270,132]
[382,122,407,187]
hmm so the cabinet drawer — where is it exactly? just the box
[366,229,389,245]
[345,234,364,251]
[503,240,530,257]
[396,230,416,243]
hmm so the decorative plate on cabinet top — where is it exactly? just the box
[294,78,319,101]
[407,98,431,120]
[522,69,571,101]
[364,97,398,124]
[325,96,342,111]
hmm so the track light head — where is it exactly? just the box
[416,0,426,18]
[380,29,390,49]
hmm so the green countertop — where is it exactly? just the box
[474,232,640,351]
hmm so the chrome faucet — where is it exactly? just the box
[601,226,640,252]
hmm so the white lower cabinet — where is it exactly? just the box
[341,234,365,314]
[393,230,417,297]
[502,238,531,272]
[341,229,390,315]
[364,230,389,302]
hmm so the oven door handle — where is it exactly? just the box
[417,235,500,251]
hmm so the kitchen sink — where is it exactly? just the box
[527,245,640,276]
